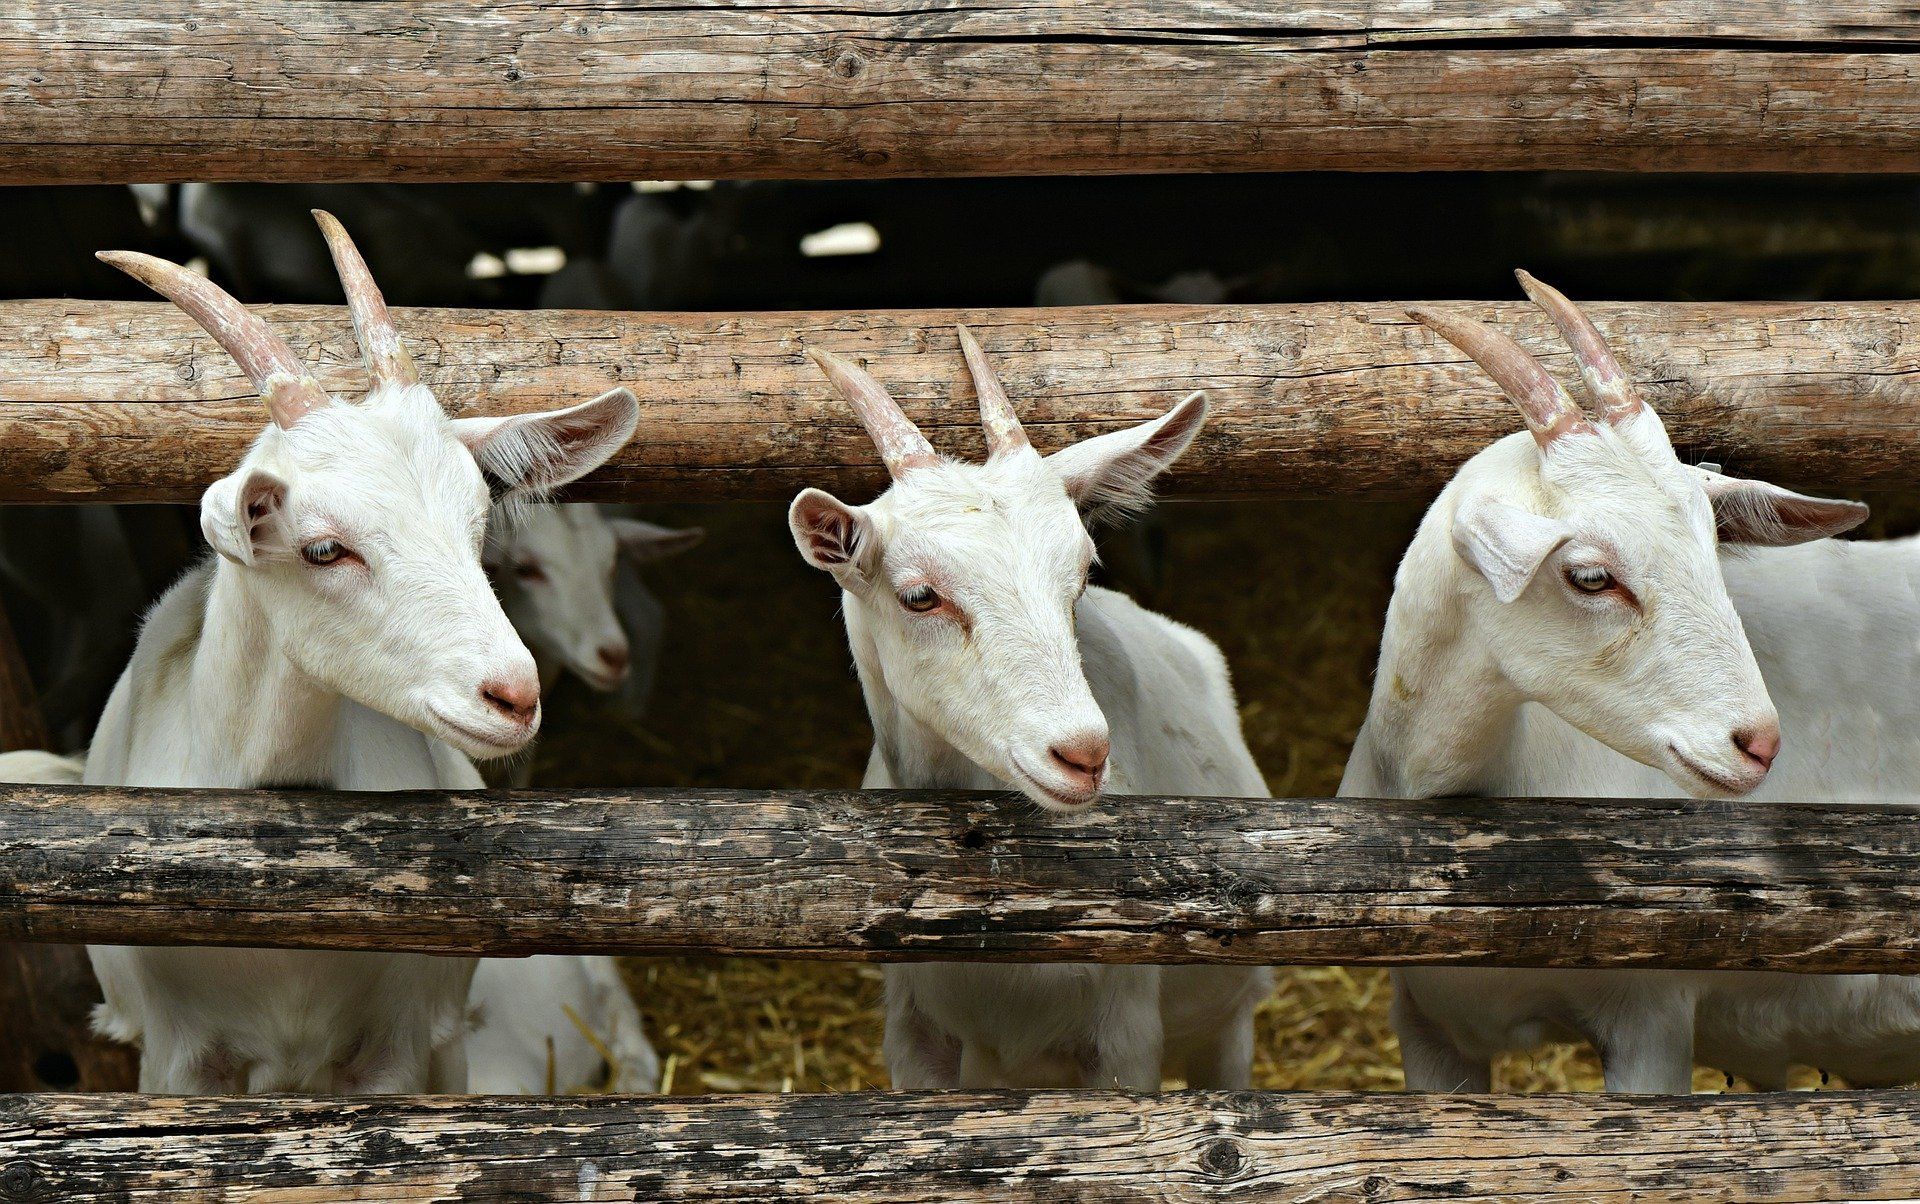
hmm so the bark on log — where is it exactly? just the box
[2,783,1918,972]
[10,3,1920,182]
[4,299,1920,503]
[1,1089,1915,1201]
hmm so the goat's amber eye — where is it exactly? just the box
[899,584,940,613]
[515,562,548,583]
[301,540,349,567]
[1567,565,1614,594]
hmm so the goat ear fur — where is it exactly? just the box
[200,468,290,566]
[1453,499,1573,604]
[1691,468,1868,547]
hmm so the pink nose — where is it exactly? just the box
[481,677,540,726]
[1734,724,1781,770]
[1049,734,1111,786]
[597,644,630,675]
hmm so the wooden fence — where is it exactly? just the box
[3,2,1919,1198]
[3,784,1919,972]
[7,1090,1918,1200]
[9,3,1920,182]
[4,299,1920,502]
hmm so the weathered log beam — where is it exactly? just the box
[9,3,1920,182]
[5,299,1920,503]
[3,1089,1916,1201]
[3,783,1918,971]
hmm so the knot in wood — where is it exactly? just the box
[0,1161,45,1202]
[832,49,866,79]
[857,149,891,167]
[1199,1138,1244,1178]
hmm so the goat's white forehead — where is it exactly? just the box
[874,458,1086,581]
[1538,429,1716,549]
[269,386,486,520]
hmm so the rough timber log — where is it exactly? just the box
[1,783,1917,972]
[1,1090,1917,1201]
[9,3,1920,182]
[3,299,1919,503]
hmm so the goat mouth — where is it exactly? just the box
[429,706,534,752]
[1009,756,1099,809]
[1668,744,1757,796]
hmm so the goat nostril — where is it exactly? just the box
[1734,725,1781,770]
[481,679,540,724]
[597,645,630,673]
[1049,736,1111,780]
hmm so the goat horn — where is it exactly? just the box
[807,348,940,479]
[97,250,329,430]
[1408,306,1592,451]
[1516,271,1642,424]
[311,209,419,393]
[956,325,1030,459]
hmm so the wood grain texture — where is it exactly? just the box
[2,1089,1916,1201]
[9,3,1920,182]
[5,299,1920,503]
[2,783,1918,971]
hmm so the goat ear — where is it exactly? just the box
[452,387,640,500]
[1692,468,1869,547]
[200,468,290,566]
[610,518,705,565]
[790,489,875,578]
[1046,391,1207,515]
[1453,499,1573,604]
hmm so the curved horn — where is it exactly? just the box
[1516,270,1641,423]
[956,325,1029,459]
[97,250,329,429]
[807,349,940,479]
[1408,306,1592,450]
[311,209,418,392]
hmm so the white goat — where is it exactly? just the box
[790,329,1271,1090]
[1341,274,1870,1093]
[81,211,640,1094]
[487,503,702,698]
[3,750,654,1094]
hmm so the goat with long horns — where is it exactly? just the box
[789,328,1272,1091]
[80,211,643,1094]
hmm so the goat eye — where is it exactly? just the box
[301,540,349,567]
[899,584,940,613]
[1567,565,1614,594]
[515,562,547,583]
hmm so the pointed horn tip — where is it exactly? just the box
[310,208,343,231]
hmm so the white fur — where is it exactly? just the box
[1394,532,1920,1093]
[0,751,655,1094]
[466,956,660,1094]
[793,398,1270,1090]
[487,503,701,698]
[81,379,637,1094]
[1341,410,1882,1093]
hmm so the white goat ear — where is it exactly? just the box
[1045,392,1208,514]
[610,518,705,564]
[790,489,875,577]
[200,468,289,566]
[1453,500,1573,603]
[452,387,640,500]
[1692,468,1869,547]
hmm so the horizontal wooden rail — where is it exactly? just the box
[4,1090,1916,1200]
[4,784,1918,971]
[11,4,1920,182]
[6,299,1920,502]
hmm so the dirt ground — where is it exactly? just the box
[527,496,1842,1095]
